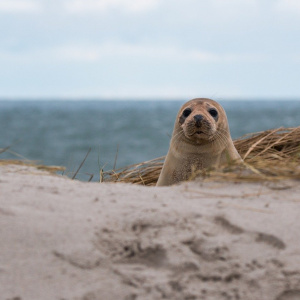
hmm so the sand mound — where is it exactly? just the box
[1,164,300,300]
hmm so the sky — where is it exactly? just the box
[0,0,300,99]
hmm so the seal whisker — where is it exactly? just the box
[216,130,230,144]
[172,129,184,141]
[210,133,225,150]
[171,129,184,146]
[213,131,230,149]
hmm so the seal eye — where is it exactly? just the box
[208,108,218,118]
[182,108,192,118]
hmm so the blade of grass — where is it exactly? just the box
[113,144,119,170]
[72,148,91,180]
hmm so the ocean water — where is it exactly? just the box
[1,100,300,181]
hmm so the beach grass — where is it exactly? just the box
[0,159,65,173]
[103,126,300,185]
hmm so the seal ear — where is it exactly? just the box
[179,108,192,124]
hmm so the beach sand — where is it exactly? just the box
[1,164,300,300]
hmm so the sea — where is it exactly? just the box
[1,100,300,181]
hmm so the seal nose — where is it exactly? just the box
[194,114,203,127]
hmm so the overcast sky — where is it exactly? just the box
[0,0,300,99]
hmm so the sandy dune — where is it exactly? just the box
[1,164,300,300]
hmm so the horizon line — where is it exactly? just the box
[1,96,300,101]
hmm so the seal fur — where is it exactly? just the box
[156,98,242,186]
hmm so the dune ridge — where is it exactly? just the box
[0,164,300,300]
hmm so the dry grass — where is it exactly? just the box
[0,159,65,174]
[103,126,300,185]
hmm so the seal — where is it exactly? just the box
[156,98,242,186]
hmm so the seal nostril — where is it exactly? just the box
[194,114,203,127]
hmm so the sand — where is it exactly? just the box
[0,164,300,300]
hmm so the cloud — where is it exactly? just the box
[54,42,264,63]
[0,0,40,13]
[275,0,300,14]
[158,0,259,30]
[209,0,258,14]
[64,0,159,14]
[0,42,264,70]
